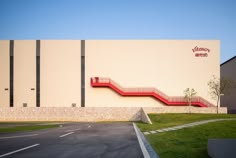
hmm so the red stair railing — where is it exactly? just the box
[90,77,215,107]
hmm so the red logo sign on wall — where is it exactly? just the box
[192,46,210,57]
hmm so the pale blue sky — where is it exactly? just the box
[0,0,235,63]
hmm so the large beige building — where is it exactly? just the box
[0,40,220,108]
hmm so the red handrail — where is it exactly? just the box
[90,77,214,107]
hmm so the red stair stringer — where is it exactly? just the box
[90,77,215,107]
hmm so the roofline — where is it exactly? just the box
[221,56,236,66]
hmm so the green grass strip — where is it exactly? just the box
[146,120,236,158]
[0,124,59,134]
[137,113,236,132]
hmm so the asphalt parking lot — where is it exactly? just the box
[0,123,144,158]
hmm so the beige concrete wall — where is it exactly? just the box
[86,40,220,107]
[0,41,9,107]
[14,40,36,107]
[41,40,81,107]
[221,57,236,111]
[141,108,152,124]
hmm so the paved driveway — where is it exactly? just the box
[0,123,143,158]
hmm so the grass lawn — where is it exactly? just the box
[0,123,59,134]
[137,113,236,132]
[136,114,236,158]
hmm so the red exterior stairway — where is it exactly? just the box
[90,77,215,107]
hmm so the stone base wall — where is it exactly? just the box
[0,107,141,122]
[0,106,228,122]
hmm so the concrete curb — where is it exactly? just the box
[133,123,159,158]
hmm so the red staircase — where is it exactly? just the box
[90,77,215,107]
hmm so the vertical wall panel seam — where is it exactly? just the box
[81,40,85,107]
[9,40,14,107]
[36,40,40,107]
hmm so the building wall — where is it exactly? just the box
[220,57,236,111]
[40,40,81,107]
[0,41,9,107]
[14,40,36,107]
[0,40,219,107]
[85,40,220,107]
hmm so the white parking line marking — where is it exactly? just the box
[0,134,38,140]
[88,125,91,128]
[0,144,40,157]
[65,128,80,132]
[59,132,74,138]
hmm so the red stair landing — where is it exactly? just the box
[90,77,214,107]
